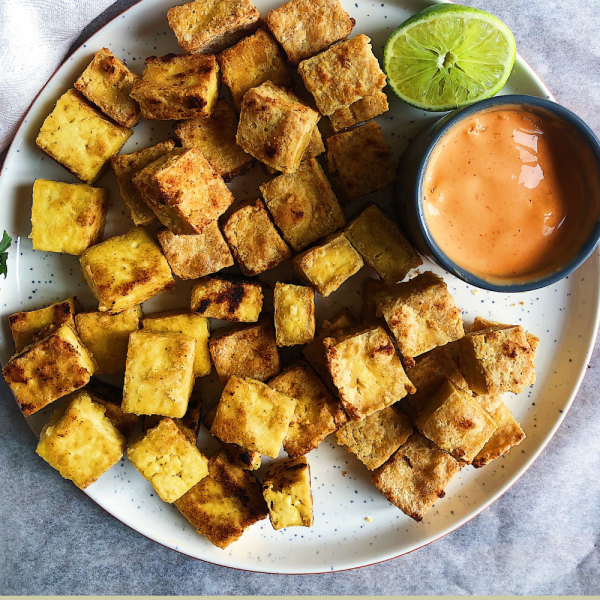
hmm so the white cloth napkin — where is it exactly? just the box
[0,0,116,153]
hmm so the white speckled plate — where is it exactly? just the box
[1,0,599,575]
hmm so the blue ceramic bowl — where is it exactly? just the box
[395,94,600,292]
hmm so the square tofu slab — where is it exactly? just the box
[274,283,315,347]
[471,316,540,359]
[329,91,389,132]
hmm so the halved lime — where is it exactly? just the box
[383,4,516,111]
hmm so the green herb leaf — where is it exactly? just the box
[0,231,12,279]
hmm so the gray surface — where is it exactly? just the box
[1,0,600,594]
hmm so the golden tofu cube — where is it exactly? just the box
[360,277,387,324]
[36,391,125,489]
[127,417,209,503]
[293,232,363,297]
[211,376,297,457]
[209,319,280,385]
[130,54,220,120]
[266,0,355,65]
[345,205,422,285]
[222,198,292,276]
[237,82,320,173]
[122,331,196,417]
[298,35,386,115]
[329,91,389,132]
[324,325,415,421]
[75,306,142,374]
[175,452,267,549]
[375,271,464,358]
[30,180,108,255]
[80,227,175,314]
[262,456,313,529]
[260,158,346,252]
[274,283,315,347]
[74,47,141,127]
[471,316,540,359]
[167,0,261,55]
[190,276,263,322]
[110,140,176,226]
[371,432,460,522]
[142,309,211,378]
[3,324,96,417]
[36,89,132,184]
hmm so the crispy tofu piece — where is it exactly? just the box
[209,319,280,385]
[274,283,315,347]
[127,417,209,503]
[336,407,413,470]
[190,276,263,322]
[85,379,139,440]
[262,126,324,179]
[329,91,389,132]
[266,0,355,65]
[371,432,460,521]
[9,296,81,353]
[74,47,141,127]
[36,89,132,184]
[293,232,363,297]
[470,316,540,360]
[218,29,292,111]
[345,205,422,284]
[110,140,176,226]
[324,325,415,421]
[142,309,211,378]
[375,271,464,358]
[122,331,196,417]
[175,452,267,549]
[298,35,386,115]
[222,198,292,276]
[167,0,261,55]
[30,180,108,255]
[260,158,346,252]
[237,82,320,173]
[80,227,174,314]
[3,324,96,417]
[130,54,220,120]
[360,278,387,324]
[262,456,313,529]
[75,306,142,375]
[325,122,396,202]
[36,391,125,489]
[211,376,296,457]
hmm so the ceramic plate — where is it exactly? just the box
[1,0,598,575]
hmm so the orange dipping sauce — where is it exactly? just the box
[423,105,600,283]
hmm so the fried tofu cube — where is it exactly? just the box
[325,122,396,202]
[80,227,175,314]
[471,316,540,359]
[141,309,211,378]
[110,140,176,226]
[266,0,355,65]
[360,278,387,324]
[9,296,81,353]
[262,456,313,529]
[329,91,389,132]
[167,0,261,55]
[74,306,142,374]
[324,325,415,421]
[74,48,141,127]
[190,276,263,322]
[345,205,422,284]
[209,319,280,385]
[175,452,267,549]
[127,417,209,503]
[260,158,346,252]
[298,35,386,115]
[3,324,96,417]
[274,283,315,347]
[336,407,413,470]
[293,232,363,297]
[36,391,125,489]
[211,376,296,457]
[130,54,220,120]
[30,180,108,255]
[237,82,320,173]
[122,331,196,417]
[371,432,460,521]
[222,198,292,276]
[375,272,464,358]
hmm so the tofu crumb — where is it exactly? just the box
[365,517,372,522]
[520,301,525,306]
[342,470,347,477]
[471,289,479,295]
